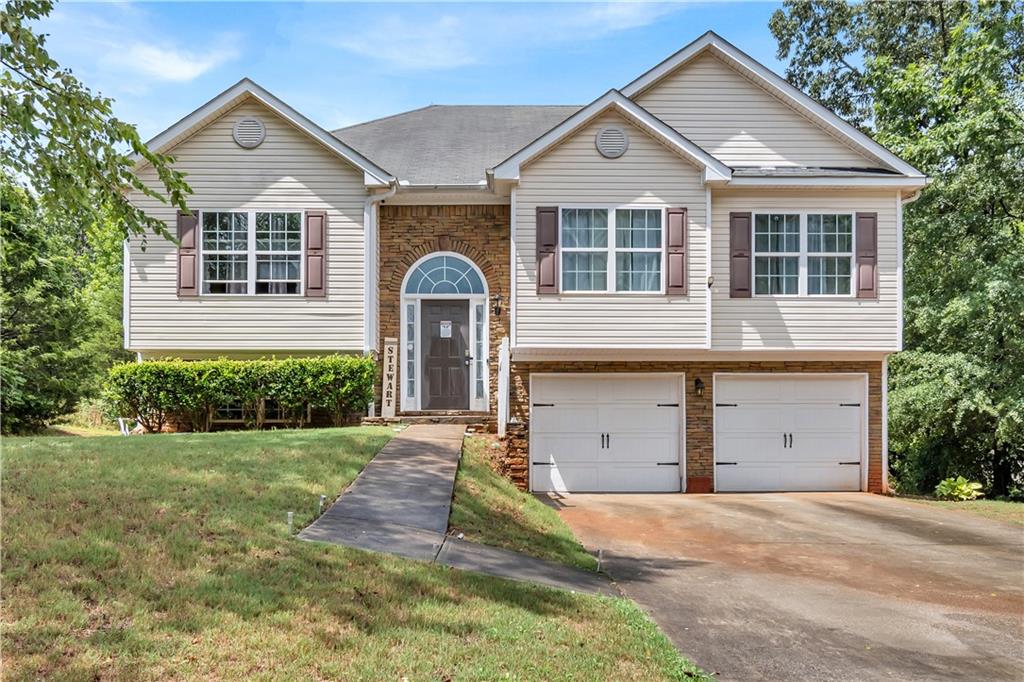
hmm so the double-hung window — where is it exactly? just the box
[753,213,800,295]
[615,209,662,292]
[201,210,303,295]
[751,212,855,296]
[202,212,250,294]
[255,212,302,294]
[561,208,609,292]
[560,207,664,293]
[807,213,853,295]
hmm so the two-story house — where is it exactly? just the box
[126,32,926,495]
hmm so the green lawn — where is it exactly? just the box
[449,435,599,571]
[905,498,1024,526]
[3,427,707,680]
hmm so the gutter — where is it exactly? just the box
[364,180,399,354]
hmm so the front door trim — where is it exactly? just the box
[400,251,489,412]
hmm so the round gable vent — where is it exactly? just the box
[232,117,266,149]
[595,126,629,158]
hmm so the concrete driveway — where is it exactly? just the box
[548,493,1024,681]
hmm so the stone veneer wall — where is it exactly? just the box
[377,205,511,414]
[506,360,885,493]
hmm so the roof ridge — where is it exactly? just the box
[332,104,440,133]
[332,104,581,134]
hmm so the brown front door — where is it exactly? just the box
[421,301,470,410]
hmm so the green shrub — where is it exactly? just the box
[103,355,375,432]
[934,476,985,501]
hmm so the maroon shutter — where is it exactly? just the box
[665,208,688,295]
[729,212,752,298]
[305,210,326,297]
[855,212,878,299]
[177,209,198,296]
[536,206,558,294]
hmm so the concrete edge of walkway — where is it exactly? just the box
[300,522,617,596]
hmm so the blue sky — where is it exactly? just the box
[42,1,785,140]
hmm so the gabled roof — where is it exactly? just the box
[491,89,732,183]
[139,78,394,186]
[621,31,925,179]
[334,105,580,186]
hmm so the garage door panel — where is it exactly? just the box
[531,374,682,493]
[792,406,860,433]
[597,376,679,403]
[715,375,865,493]
[791,433,860,462]
[597,465,679,492]
[599,405,679,433]
[604,433,678,464]
[532,464,598,493]
[531,406,598,432]
[717,433,783,462]
[716,406,789,432]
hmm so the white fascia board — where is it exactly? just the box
[492,90,731,183]
[621,32,926,179]
[511,346,894,362]
[726,176,928,188]
[137,78,395,186]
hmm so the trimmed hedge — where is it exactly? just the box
[103,355,375,432]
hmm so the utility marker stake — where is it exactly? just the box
[318,494,326,515]
[287,511,294,535]
[597,548,603,573]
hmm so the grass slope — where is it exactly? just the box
[3,427,706,680]
[449,435,599,571]
[906,498,1024,526]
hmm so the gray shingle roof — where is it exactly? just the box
[333,105,580,186]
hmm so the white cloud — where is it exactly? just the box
[334,15,475,71]
[118,41,239,82]
[326,2,681,72]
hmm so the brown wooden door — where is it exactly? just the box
[421,301,470,410]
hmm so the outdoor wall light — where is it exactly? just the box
[694,377,705,397]
[491,293,504,317]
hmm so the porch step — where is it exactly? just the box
[363,413,496,433]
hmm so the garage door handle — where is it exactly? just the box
[838,461,860,466]
[716,462,738,466]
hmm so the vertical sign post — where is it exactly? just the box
[382,337,398,418]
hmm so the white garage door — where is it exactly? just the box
[714,375,865,492]
[531,374,683,493]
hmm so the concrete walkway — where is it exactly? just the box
[299,424,613,595]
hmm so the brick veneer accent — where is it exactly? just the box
[507,360,885,494]
[377,205,510,414]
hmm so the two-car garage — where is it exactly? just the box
[528,373,868,494]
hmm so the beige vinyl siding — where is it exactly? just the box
[515,111,708,348]
[635,52,876,168]
[128,99,367,352]
[711,188,899,350]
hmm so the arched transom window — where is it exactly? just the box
[404,254,485,295]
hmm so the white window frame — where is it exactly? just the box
[806,212,855,297]
[557,204,667,295]
[399,251,489,413]
[198,209,305,297]
[750,210,856,299]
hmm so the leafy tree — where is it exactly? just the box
[1,0,191,242]
[771,0,1024,495]
[0,179,96,433]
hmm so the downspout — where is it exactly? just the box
[363,180,398,356]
